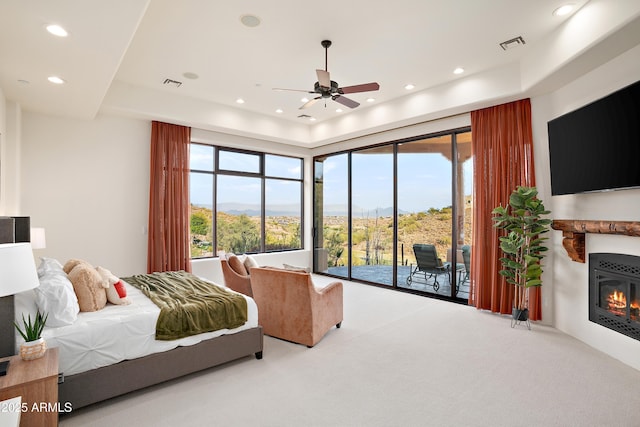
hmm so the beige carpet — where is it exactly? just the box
[60,276,640,427]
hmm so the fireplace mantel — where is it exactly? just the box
[551,220,640,263]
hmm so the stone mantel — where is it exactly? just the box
[551,220,640,263]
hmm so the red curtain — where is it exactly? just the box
[147,121,192,273]
[468,99,541,320]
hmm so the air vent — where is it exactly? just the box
[499,36,526,50]
[163,78,182,87]
[297,114,312,119]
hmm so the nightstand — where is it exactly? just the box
[0,347,58,427]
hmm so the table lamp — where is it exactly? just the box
[0,243,41,368]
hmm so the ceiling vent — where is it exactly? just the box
[297,114,312,119]
[163,78,182,87]
[499,36,526,50]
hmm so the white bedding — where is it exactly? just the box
[41,282,258,376]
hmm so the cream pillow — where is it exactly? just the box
[243,255,259,272]
[283,263,311,273]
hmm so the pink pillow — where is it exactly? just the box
[228,255,248,276]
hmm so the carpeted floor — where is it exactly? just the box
[60,276,640,427]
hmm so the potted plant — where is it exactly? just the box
[492,186,551,326]
[14,310,48,360]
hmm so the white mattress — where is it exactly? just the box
[42,281,258,376]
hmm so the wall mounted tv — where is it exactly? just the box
[547,79,640,196]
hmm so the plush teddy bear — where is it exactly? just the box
[66,260,108,312]
[96,266,130,305]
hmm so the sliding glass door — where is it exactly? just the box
[313,128,472,302]
[351,145,394,286]
[314,154,348,278]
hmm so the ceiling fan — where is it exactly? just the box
[274,40,380,110]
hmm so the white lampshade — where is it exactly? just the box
[30,227,46,249]
[0,243,40,297]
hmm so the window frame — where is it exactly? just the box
[190,144,304,259]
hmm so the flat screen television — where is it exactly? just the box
[547,79,640,196]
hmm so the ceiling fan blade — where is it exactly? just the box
[332,95,360,109]
[273,87,316,93]
[316,69,331,88]
[338,82,380,94]
[299,97,321,110]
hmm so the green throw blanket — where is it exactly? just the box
[121,271,248,340]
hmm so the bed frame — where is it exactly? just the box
[58,326,263,410]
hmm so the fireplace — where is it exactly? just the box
[589,253,640,341]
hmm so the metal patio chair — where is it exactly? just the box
[406,244,451,291]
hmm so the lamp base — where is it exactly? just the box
[0,295,16,358]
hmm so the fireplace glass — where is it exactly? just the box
[589,253,640,341]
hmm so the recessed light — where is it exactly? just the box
[301,97,309,103]
[404,84,415,90]
[240,14,261,28]
[46,24,68,37]
[336,108,343,113]
[47,76,65,84]
[183,72,199,80]
[366,98,375,103]
[453,67,465,75]
[553,4,574,16]
[275,108,283,114]
[309,117,317,121]
[236,98,245,104]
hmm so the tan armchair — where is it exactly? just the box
[250,266,343,347]
[220,257,253,297]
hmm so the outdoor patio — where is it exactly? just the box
[325,264,470,300]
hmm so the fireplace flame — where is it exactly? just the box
[608,290,627,311]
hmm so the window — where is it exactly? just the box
[189,145,303,258]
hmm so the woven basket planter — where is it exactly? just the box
[20,338,47,361]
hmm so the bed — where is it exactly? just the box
[14,267,263,410]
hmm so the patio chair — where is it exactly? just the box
[406,244,451,291]
[460,245,471,284]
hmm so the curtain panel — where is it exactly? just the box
[468,99,541,320]
[148,121,192,273]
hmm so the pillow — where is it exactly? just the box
[96,266,130,305]
[38,257,65,277]
[67,262,108,312]
[283,263,311,273]
[63,258,88,274]
[243,254,259,272]
[34,258,80,326]
[228,255,249,276]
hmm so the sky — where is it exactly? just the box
[189,143,473,213]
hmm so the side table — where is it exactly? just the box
[0,347,59,427]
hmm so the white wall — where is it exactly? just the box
[20,112,150,276]
[531,43,640,371]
